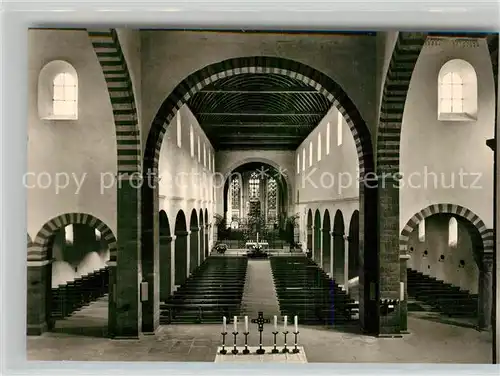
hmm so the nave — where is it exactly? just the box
[27,251,492,363]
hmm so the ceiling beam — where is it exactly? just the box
[218,140,296,144]
[218,134,303,139]
[203,123,311,127]
[217,145,296,150]
[198,112,325,116]
[198,88,319,94]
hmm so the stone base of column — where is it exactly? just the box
[377,333,403,338]
[27,322,48,336]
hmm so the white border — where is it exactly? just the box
[2,1,500,375]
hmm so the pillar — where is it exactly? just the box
[478,252,493,331]
[159,235,173,302]
[170,235,176,294]
[319,228,324,269]
[377,175,402,336]
[343,235,350,293]
[332,231,344,284]
[400,254,411,333]
[190,227,199,274]
[115,176,141,338]
[199,224,205,264]
[307,226,312,254]
[205,224,210,258]
[26,260,52,335]
[329,230,334,277]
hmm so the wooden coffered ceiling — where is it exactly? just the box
[187,73,331,150]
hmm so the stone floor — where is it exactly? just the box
[27,301,493,363]
[240,259,281,318]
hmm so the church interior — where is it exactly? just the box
[26,28,497,363]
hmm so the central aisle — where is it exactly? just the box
[240,259,281,318]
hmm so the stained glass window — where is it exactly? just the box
[249,171,260,199]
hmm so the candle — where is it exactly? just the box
[223,316,227,332]
[274,315,278,331]
[283,315,288,331]
[245,316,249,333]
[233,316,238,332]
[294,315,298,332]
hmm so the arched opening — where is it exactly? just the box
[199,209,205,264]
[174,211,188,286]
[221,162,289,248]
[401,205,492,330]
[313,209,321,265]
[143,56,377,334]
[159,210,172,301]
[27,214,115,337]
[306,209,313,254]
[333,210,346,286]
[322,210,331,275]
[189,209,199,274]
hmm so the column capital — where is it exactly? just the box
[175,230,190,237]
[331,231,344,238]
[481,252,494,271]
[190,226,200,232]
[159,235,175,242]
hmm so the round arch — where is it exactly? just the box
[333,210,346,284]
[400,204,493,255]
[30,213,117,262]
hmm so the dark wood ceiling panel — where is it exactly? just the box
[187,73,331,150]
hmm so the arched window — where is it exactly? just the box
[203,143,206,167]
[208,150,211,171]
[326,122,331,155]
[189,125,194,157]
[38,60,78,120]
[176,112,182,148]
[418,219,425,242]
[448,217,458,247]
[230,176,241,220]
[317,132,322,161]
[197,136,201,162]
[337,111,343,146]
[309,141,313,167]
[65,224,74,244]
[249,171,260,199]
[302,148,306,171]
[438,59,477,121]
[212,155,215,173]
[267,177,278,220]
[297,154,300,174]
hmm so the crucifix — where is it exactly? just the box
[251,311,270,354]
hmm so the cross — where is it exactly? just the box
[251,311,270,331]
[250,311,270,354]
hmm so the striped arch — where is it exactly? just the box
[376,32,428,173]
[377,32,497,173]
[88,29,141,174]
[29,213,117,263]
[145,56,374,176]
[399,204,494,254]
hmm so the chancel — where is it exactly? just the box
[26,28,497,364]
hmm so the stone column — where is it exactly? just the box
[159,235,173,302]
[400,254,411,334]
[377,176,401,337]
[169,235,176,295]
[332,231,344,284]
[26,260,52,335]
[478,252,493,330]
[205,224,210,258]
[115,176,141,338]
[329,230,334,277]
[319,228,324,269]
[344,235,350,293]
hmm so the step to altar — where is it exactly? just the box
[215,346,307,363]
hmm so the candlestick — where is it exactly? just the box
[292,330,300,354]
[223,316,227,333]
[233,316,237,333]
[294,315,298,333]
[243,331,250,354]
[282,329,289,353]
[283,315,288,331]
[232,330,239,354]
[271,331,279,353]
[245,315,249,333]
[274,315,277,331]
